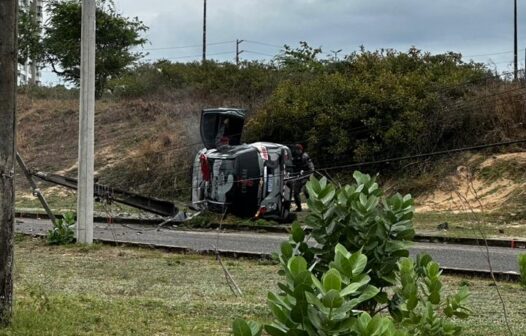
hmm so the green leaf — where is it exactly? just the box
[322,289,344,309]
[293,271,313,288]
[320,186,336,205]
[269,302,292,327]
[288,256,307,277]
[355,312,372,332]
[348,285,379,307]
[264,325,287,336]
[247,321,262,336]
[232,319,253,336]
[286,328,309,336]
[305,291,325,310]
[268,292,291,310]
[291,223,305,243]
[290,301,308,323]
[280,242,293,258]
[306,177,320,195]
[340,275,370,297]
[322,269,342,292]
[349,251,367,276]
[335,243,351,259]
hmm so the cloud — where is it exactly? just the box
[41,0,524,83]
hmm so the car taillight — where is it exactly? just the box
[257,145,269,161]
[255,206,267,218]
[200,154,211,181]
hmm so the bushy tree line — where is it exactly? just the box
[107,60,280,108]
[107,44,525,169]
[245,47,500,164]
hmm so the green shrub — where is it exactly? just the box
[245,48,495,165]
[233,174,470,335]
[47,212,76,245]
[108,59,280,105]
[518,254,526,288]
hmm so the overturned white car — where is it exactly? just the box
[192,108,295,221]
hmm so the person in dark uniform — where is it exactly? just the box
[291,144,315,212]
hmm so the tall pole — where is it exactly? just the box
[236,39,244,65]
[0,0,17,325]
[202,0,207,62]
[77,0,96,244]
[514,0,518,80]
[29,0,37,85]
[330,49,342,62]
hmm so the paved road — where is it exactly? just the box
[16,218,523,273]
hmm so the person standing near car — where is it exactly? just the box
[291,144,315,212]
[215,117,231,150]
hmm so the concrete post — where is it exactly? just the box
[77,0,96,244]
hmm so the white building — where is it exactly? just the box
[18,0,43,85]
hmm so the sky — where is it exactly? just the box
[41,0,526,85]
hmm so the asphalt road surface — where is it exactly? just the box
[16,218,523,273]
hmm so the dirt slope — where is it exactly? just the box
[416,152,526,213]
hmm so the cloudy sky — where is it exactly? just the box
[42,0,526,85]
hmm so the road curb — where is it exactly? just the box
[15,212,526,249]
[16,229,521,282]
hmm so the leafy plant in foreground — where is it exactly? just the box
[47,212,76,245]
[234,244,404,336]
[392,256,470,335]
[233,173,470,335]
[518,254,526,288]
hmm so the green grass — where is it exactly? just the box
[0,236,525,335]
[413,211,526,239]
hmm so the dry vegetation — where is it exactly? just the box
[17,93,220,202]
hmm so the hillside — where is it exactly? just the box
[15,94,525,223]
[415,152,526,213]
[16,94,229,203]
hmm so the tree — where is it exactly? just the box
[43,0,148,97]
[274,41,324,73]
[18,3,43,66]
[246,48,489,164]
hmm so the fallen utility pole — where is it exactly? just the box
[77,0,96,244]
[0,0,17,326]
[16,153,56,224]
[32,171,179,217]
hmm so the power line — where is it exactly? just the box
[150,137,526,196]
[141,40,235,52]
[95,86,526,183]
[143,51,233,61]
[244,50,275,57]
[318,139,526,172]
[243,40,283,49]
[463,50,514,58]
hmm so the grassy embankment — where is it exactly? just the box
[0,236,524,336]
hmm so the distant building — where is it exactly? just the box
[18,0,43,85]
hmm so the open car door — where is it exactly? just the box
[200,108,246,149]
